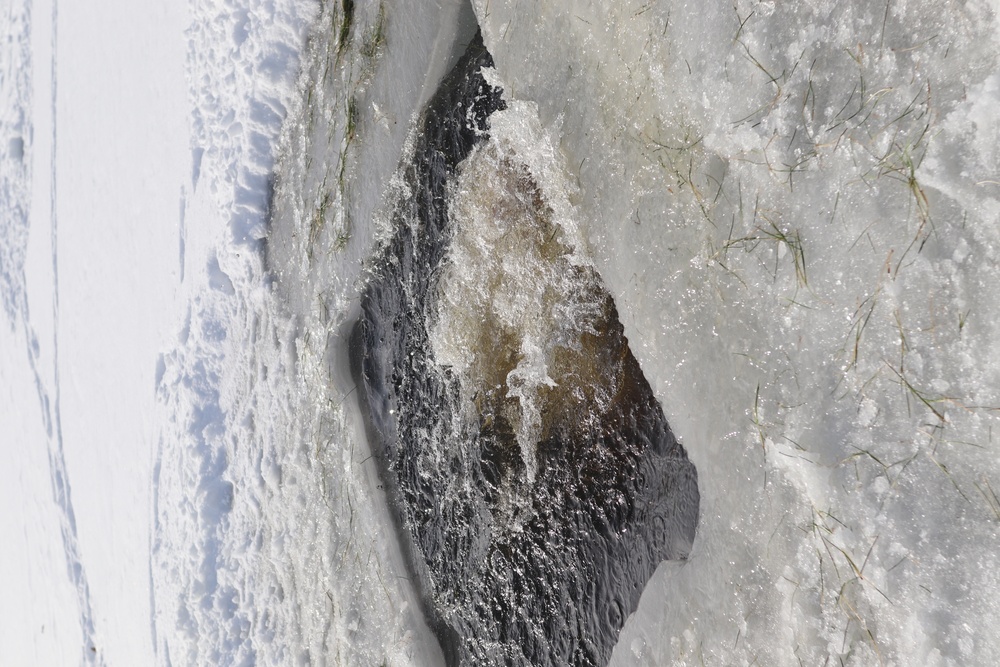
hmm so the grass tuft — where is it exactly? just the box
[337,0,356,59]
[361,2,387,61]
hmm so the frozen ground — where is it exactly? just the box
[3,0,1000,665]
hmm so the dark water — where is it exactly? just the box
[351,32,699,667]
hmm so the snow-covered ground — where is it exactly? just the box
[3,0,1000,665]
[1,0,311,663]
[2,0,188,662]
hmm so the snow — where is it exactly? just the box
[0,318,81,667]
[1,0,310,663]
[3,0,1000,665]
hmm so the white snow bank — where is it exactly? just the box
[150,0,319,664]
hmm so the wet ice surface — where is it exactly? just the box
[469,2,1000,665]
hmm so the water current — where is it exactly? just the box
[350,32,698,667]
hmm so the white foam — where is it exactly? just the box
[431,96,602,482]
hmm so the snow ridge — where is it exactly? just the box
[184,0,314,246]
[151,0,315,664]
